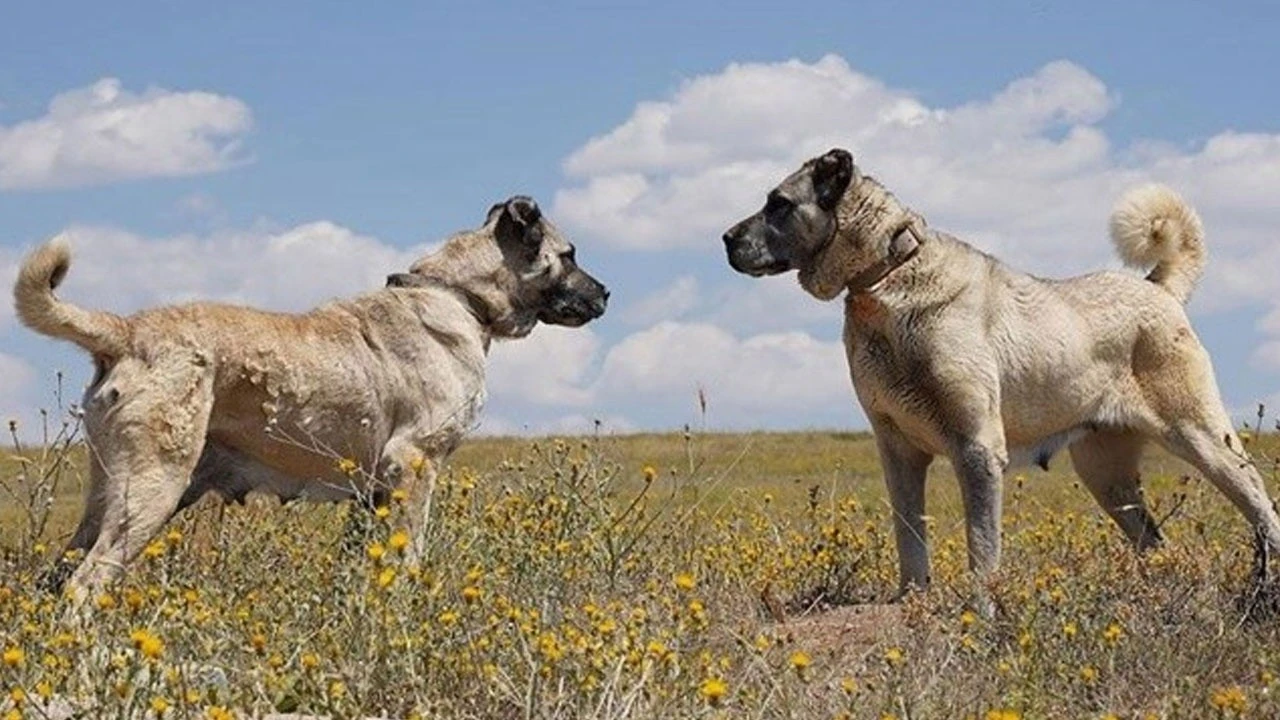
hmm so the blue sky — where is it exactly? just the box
[2,1,1280,434]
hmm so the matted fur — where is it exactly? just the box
[724,148,1280,601]
[14,197,608,601]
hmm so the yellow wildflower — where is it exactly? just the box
[410,456,428,476]
[150,696,170,715]
[884,646,905,667]
[1,647,23,668]
[1210,685,1247,713]
[1079,665,1098,684]
[642,465,657,483]
[462,586,482,604]
[388,530,410,551]
[367,542,386,562]
[789,650,812,675]
[699,677,728,707]
[986,711,1020,720]
[1102,622,1123,645]
[129,629,164,660]
[377,567,396,588]
[674,572,696,591]
[336,457,359,476]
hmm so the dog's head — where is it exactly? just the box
[723,148,918,300]
[394,196,609,338]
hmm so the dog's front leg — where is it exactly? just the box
[951,431,1008,616]
[872,418,934,598]
[377,438,436,563]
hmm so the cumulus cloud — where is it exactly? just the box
[34,223,432,315]
[553,56,1280,285]
[0,78,252,190]
[594,321,852,426]
[550,55,1280,417]
[621,275,700,325]
[488,325,601,407]
[0,352,36,423]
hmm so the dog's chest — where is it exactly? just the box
[420,382,487,457]
[844,326,952,454]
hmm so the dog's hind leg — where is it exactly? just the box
[1069,430,1163,551]
[40,454,110,595]
[1158,420,1280,554]
[872,417,934,596]
[64,355,215,602]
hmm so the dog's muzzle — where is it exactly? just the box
[724,226,790,277]
[539,276,609,327]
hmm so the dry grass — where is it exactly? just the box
[3,414,1280,719]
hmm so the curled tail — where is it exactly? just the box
[1109,184,1205,304]
[13,237,129,359]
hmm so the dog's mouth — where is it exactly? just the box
[538,293,609,327]
[727,248,791,277]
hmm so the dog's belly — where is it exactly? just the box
[190,442,361,505]
[1006,426,1091,470]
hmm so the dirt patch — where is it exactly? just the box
[772,602,905,662]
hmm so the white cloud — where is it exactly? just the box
[0,78,252,190]
[621,275,700,325]
[0,352,36,422]
[553,55,1280,407]
[704,275,842,335]
[35,223,432,316]
[594,321,852,424]
[552,56,1280,285]
[0,246,20,331]
[488,324,601,407]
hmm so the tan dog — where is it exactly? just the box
[724,148,1280,599]
[14,196,609,600]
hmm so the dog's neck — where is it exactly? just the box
[406,242,539,341]
[844,223,923,294]
[803,175,926,300]
[387,273,498,328]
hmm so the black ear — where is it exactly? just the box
[386,272,430,288]
[812,148,854,211]
[494,195,543,251]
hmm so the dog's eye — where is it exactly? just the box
[765,194,794,218]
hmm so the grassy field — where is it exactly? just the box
[3,422,1280,718]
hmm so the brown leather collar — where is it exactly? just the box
[847,224,923,294]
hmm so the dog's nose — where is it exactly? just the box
[722,231,735,247]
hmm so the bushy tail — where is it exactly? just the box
[13,237,129,359]
[1109,184,1205,304]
